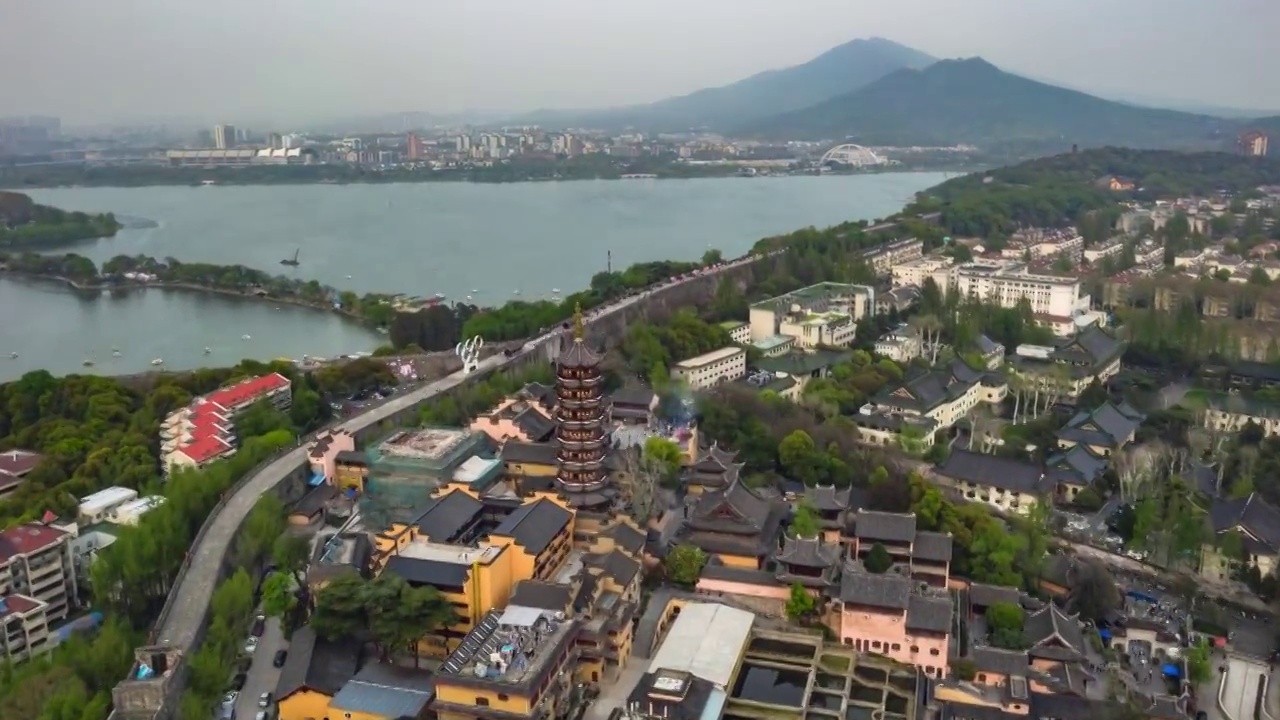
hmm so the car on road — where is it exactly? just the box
[256,712,271,720]
[243,637,258,654]
[272,649,288,668]
[251,615,266,637]
[258,692,273,708]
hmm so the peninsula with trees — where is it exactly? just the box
[0,190,120,247]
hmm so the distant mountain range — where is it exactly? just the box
[738,57,1257,152]
[514,37,1278,155]
[517,37,935,132]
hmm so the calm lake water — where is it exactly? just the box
[3,173,948,380]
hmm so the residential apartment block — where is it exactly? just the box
[0,522,77,629]
[861,237,924,276]
[953,261,1083,319]
[161,373,292,473]
[0,594,51,664]
[0,450,40,501]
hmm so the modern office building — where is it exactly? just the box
[213,124,236,149]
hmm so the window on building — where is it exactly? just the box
[891,643,901,651]
[498,694,509,701]
[476,697,490,706]
[929,648,939,656]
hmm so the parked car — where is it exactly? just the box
[230,672,247,691]
[251,615,265,637]
[258,692,272,708]
[272,649,288,668]
[243,637,258,654]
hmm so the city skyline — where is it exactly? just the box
[5,0,1280,127]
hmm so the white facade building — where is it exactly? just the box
[954,262,1081,318]
[77,487,138,526]
[671,347,747,390]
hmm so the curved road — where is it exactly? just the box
[152,252,768,651]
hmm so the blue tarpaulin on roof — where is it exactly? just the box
[1099,629,1112,641]
[1127,590,1159,603]
[1162,664,1180,678]
[308,472,325,487]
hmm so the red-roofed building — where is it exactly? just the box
[0,449,41,500]
[0,593,51,663]
[0,522,76,625]
[161,373,292,474]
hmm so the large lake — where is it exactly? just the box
[4,173,948,380]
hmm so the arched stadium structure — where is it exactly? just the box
[819,143,885,168]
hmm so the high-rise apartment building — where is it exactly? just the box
[1239,131,1269,158]
[407,132,426,161]
[213,124,236,150]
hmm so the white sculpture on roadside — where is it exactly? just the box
[456,335,484,375]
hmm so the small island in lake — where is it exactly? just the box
[0,190,121,247]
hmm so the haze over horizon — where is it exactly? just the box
[5,0,1279,128]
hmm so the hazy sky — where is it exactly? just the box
[4,0,1278,127]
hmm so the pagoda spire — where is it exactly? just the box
[573,302,584,341]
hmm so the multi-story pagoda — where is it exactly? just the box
[554,305,612,510]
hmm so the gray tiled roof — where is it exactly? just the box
[275,626,360,700]
[804,484,852,512]
[584,548,641,588]
[500,440,559,465]
[775,535,841,568]
[935,450,1046,494]
[1209,492,1280,553]
[840,569,910,609]
[609,385,655,408]
[906,594,953,633]
[1058,401,1143,448]
[853,510,917,543]
[689,477,775,534]
[969,646,1029,677]
[969,583,1021,609]
[1024,603,1086,657]
[1046,445,1108,485]
[329,663,435,718]
[384,556,470,587]
[912,531,953,562]
[600,521,646,555]
[508,580,573,611]
[413,489,483,542]
[492,498,572,555]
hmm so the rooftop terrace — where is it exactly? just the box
[439,606,575,688]
[751,282,873,312]
[398,539,503,565]
[376,428,473,462]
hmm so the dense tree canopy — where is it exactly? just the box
[910,148,1280,237]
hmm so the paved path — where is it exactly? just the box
[151,253,766,653]
[584,661,649,720]
[1221,656,1268,720]
[233,618,287,720]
